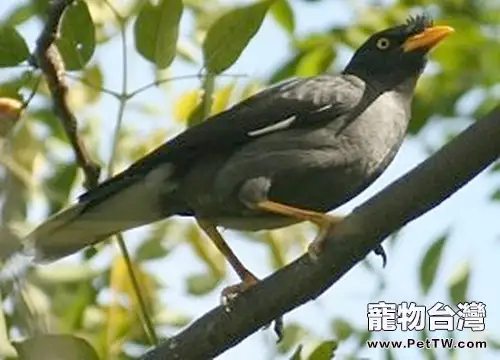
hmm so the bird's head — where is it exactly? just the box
[343,15,454,90]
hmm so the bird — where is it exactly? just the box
[25,15,453,299]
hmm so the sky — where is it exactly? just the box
[1,1,499,359]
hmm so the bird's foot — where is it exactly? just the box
[307,214,344,260]
[374,245,387,267]
[252,200,342,260]
[220,272,284,342]
[220,272,259,304]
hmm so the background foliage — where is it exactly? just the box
[0,0,499,359]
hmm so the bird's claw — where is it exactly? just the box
[220,280,284,341]
[307,215,387,269]
[307,215,341,260]
[374,245,387,267]
[220,283,246,305]
[264,315,284,342]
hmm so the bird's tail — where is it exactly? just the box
[24,177,168,263]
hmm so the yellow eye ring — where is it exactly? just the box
[376,37,391,50]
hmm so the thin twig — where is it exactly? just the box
[33,0,100,189]
[127,73,248,99]
[65,73,121,99]
[21,74,41,110]
[103,0,158,345]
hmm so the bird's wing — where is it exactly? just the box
[26,75,362,262]
[80,75,361,204]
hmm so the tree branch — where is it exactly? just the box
[140,105,500,360]
[33,0,100,189]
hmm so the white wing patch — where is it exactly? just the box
[248,115,296,137]
[313,104,332,113]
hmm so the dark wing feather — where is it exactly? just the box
[80,75,360,203]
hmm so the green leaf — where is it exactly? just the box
[33,108,66,141]
[182,75,218,127]
[271,0,295,34]
[0,70,35,99]
[486,336,500,350]
[0,292,17,357]
[32,0,51,17]
[0,26,30,67]
[186,224,226,279]
[186,272,221,296]
[355,330,372,349]
[385,348,396,360]
[134,0,184,69]
[2,4,36,27]
[419,328,438,360]
[14,334,99,360]
[4,122,39,222]
[290,345,303,360]
[331,318,354,341]
[80,65,103,104]
[0,227,22,262]
[31,263,98,286]
[59,283,96,332]
[45,163,78,214]
[278,323,308,354]
[269,52,302,83]
[177,41,197,64]
[473,94,500,120]
[186,101,205,127]
[307,340,337,360]
[203,0,275,74]
[155,309,192,328]
[295,46,334,77]
[448,262,470,304]
[419,234,447,294]
[13,284,51,329]
[491,188,500,201]
[56,0,96,71]
[173,89,202,122]
[135,237,169,262]
[211,82,235,115]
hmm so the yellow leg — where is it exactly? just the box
[197,219,258,291]
[255,200,344,257]
[196,218,284,340]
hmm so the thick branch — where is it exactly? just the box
[140,106,500,360]
[33,0,100,188]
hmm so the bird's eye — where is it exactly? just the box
[376,37,391,50]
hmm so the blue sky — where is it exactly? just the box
[1,1,499,359]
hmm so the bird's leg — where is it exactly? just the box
[196,219,284,340]
[197,219,258,294]
[254,200,344,258]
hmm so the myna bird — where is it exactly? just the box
[25,16,453,297]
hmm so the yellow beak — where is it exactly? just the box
[402,25,455,52]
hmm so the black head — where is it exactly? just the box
[343,15,454,90]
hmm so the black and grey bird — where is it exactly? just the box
[26,16,453,292]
